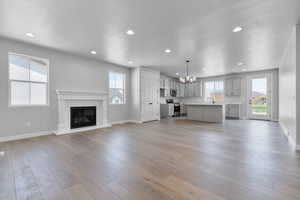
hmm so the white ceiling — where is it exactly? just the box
[0,0,299,77]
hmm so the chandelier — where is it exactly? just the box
[179,60,196,83]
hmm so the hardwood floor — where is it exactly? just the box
[1,119,300,200]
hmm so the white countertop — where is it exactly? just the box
[184,103,224,106]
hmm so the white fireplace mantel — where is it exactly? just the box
[55,90,111,135]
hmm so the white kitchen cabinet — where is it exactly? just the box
[165,88,170,97]
[164,78,170,90]
[179,83,185,97]
[225,79,232,96]
[226,78,241,96]
[232,78,241,96]
[160,78,164,89]
[193,81,202,97]
[183,81,201,97]
[160,104,174,118]
[190,83,196,96]
[168,79,171,90]
[186,104,225,123]
[175,82,180,97]
[159,76,202,98]
[167,78,175,90]
[225,104,240,119]
[191,83,195,96]
[184,83,189,97]
[172,80,176,91]
[172,79,177,90]
[184,83,191,97]
[161,77,170,97]
[180,104,187,115]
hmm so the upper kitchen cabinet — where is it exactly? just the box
[169,79,174,90]
[160,75,172,97]
[160,75,201,98]
[160,78,165,89]
[184,81,202,97]
[164,77,170,89]
[184,83,192,97]
[225,77,241,96]
[194,81,202,97]
[178,82,185,97]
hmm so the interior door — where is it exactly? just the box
[141,70,159,122]
[247,74,272,120]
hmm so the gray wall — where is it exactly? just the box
[181,69,279,121]
[297,26,300,146]
[0,37,131,137]
[279,27,297,144]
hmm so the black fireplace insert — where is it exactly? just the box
[70,106,96,129]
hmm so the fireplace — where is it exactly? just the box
[56,90,109,135]
[70,106,96,129]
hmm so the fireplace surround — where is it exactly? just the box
[55,90,110,135]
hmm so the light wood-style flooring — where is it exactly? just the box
[1,119,300,200]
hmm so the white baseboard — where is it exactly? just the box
[55,124,112,135]
[279,121,298,150]
[279,122,289,137]
[111,120,143,125]
[111,120,131,125]
[128,120,143,124]
[0,131,53,143]
[0,120,143,142]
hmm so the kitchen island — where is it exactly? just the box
[185,103,225,123]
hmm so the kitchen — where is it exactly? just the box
[160,69,279,123]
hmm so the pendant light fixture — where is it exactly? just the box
[179,60,196,83]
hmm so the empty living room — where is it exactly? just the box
[1,0,300,199]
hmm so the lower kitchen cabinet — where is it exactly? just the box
[225,104,240,119]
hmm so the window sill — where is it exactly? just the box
[9,104,50,108]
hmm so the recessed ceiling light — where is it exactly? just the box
[237,62,244,66]
[165,49,171,53]
[0,151,5,156]
[90,50,97,55]
[233,26,243,33]
[128,61,133,64]
[25,32,35,38]
[176,72,179,76]
[126,30,135,35]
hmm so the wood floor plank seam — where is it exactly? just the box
[2,120,300,200]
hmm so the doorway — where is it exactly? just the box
[247,74,272,120]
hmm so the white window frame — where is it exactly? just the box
[8,52,50,107]
[109,71,126,105]
[203,78,225,102]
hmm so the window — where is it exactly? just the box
[109,72,125,104]
[9,53,49,106]
[204,80,224,102]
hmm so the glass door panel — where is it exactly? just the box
[247,74,271,120]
